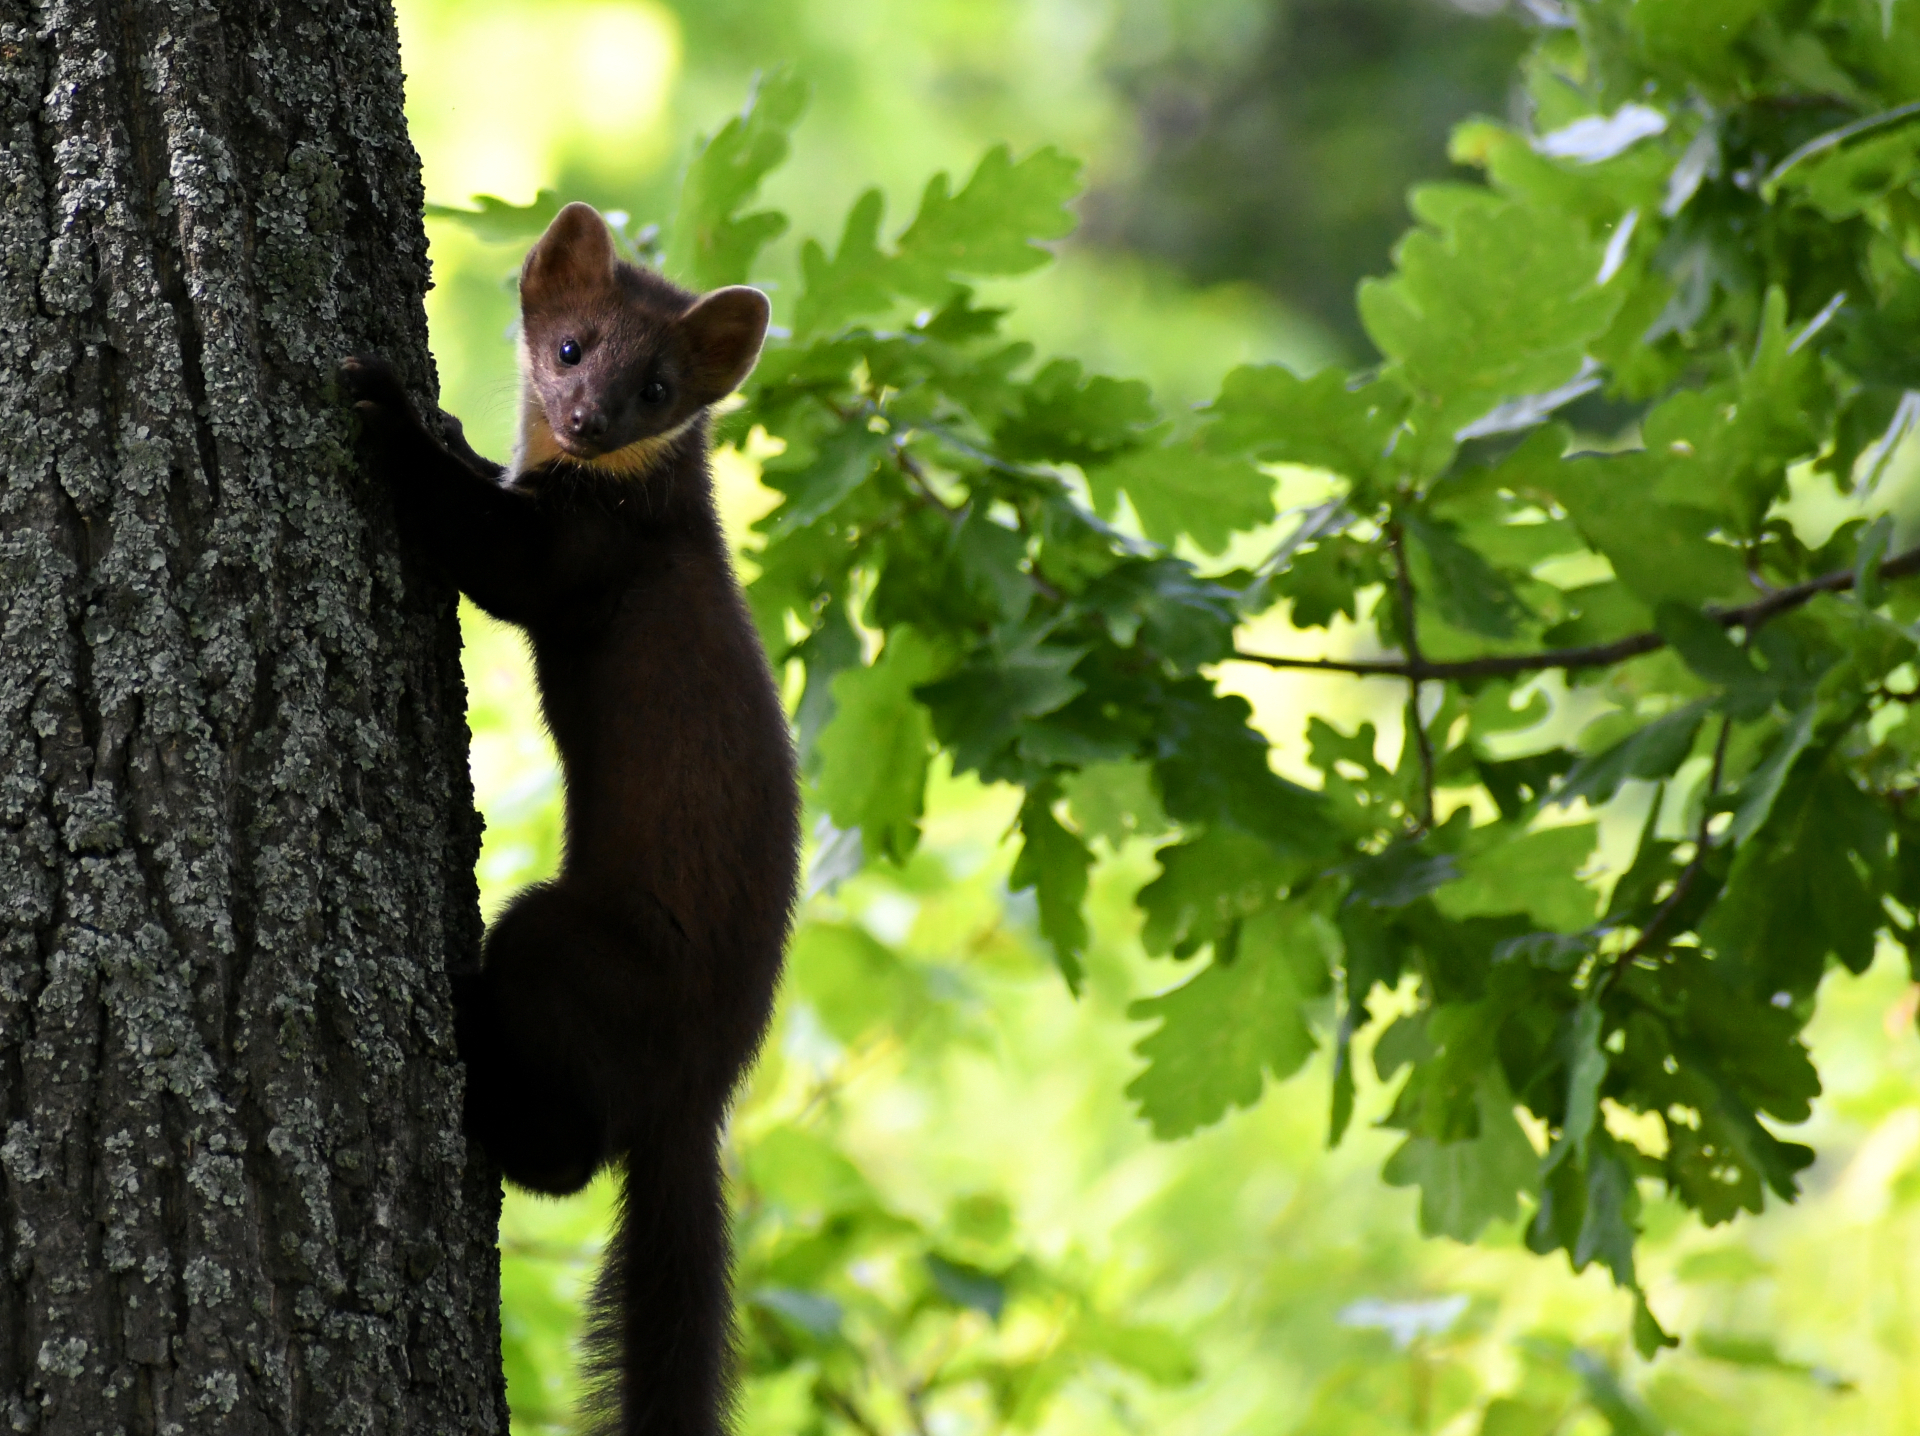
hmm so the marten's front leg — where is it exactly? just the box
[437,408,507,481]
[340,355,549,623]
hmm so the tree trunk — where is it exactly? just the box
[0,2,503,1433]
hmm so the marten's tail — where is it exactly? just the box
[579,1130,734,1436]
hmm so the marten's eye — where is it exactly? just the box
[642,379,670,405]
[558,339,582,366]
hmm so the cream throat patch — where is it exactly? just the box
[512,377,696,480]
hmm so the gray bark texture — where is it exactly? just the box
[0,1,505,1433]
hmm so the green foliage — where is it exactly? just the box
[733,1112,1201,1435]
[815,628,942,864]
[663,66,809,289]
[1359,190,1623,456]
[1009,784,1094,990]
[791,145,1081,337]
[609,0,1920,1341]
[1127,902,1333,1136]
[429,1,1920,1429]
[424,188,561,244]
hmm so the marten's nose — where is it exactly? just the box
[569,406,607,440]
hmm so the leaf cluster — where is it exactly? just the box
[729,848,1202,1436]
[434,3,1920,1361]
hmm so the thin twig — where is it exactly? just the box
[915,419,1070,487]
[1232,631,1665,680]
[1763,97,1920,194]
[1386,520,1437,830]
[892,441,963,518]
[791,1033,902,1128]
[824,394,963,518]
[998,492,1071,603]
[1233,541,1920,681]
[1027,568,1066,603]
[818,1384,887,1436]
[905,1390,935,1436]
[1601,716,1733,995]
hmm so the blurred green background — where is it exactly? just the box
[395,1,1920,1431]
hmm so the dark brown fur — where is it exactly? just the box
[341,202,799,1436]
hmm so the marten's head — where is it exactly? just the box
[513,202,770,476]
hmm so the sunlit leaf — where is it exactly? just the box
[1383,1070,1540,1242]
[890,143,1082,297]
[664,66,810,288]
[1126,903,1337,1137]
[1010,786,1094,990]
[816,629,945,863]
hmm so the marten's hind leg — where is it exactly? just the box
[453,881,668,1194]
[452,978,601,1194]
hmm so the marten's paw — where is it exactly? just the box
[338,354,416,437]
[437,409,508,479]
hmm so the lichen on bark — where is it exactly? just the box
[0,1,502,1432]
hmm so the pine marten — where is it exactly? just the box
[342,202,800,1436]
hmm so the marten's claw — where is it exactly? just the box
[436,409,509,479]
[338,353,411,419]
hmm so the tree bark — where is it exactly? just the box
[0,2,503,1433]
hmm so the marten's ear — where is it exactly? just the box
[521,202,616,302]
[678,286,771,405]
